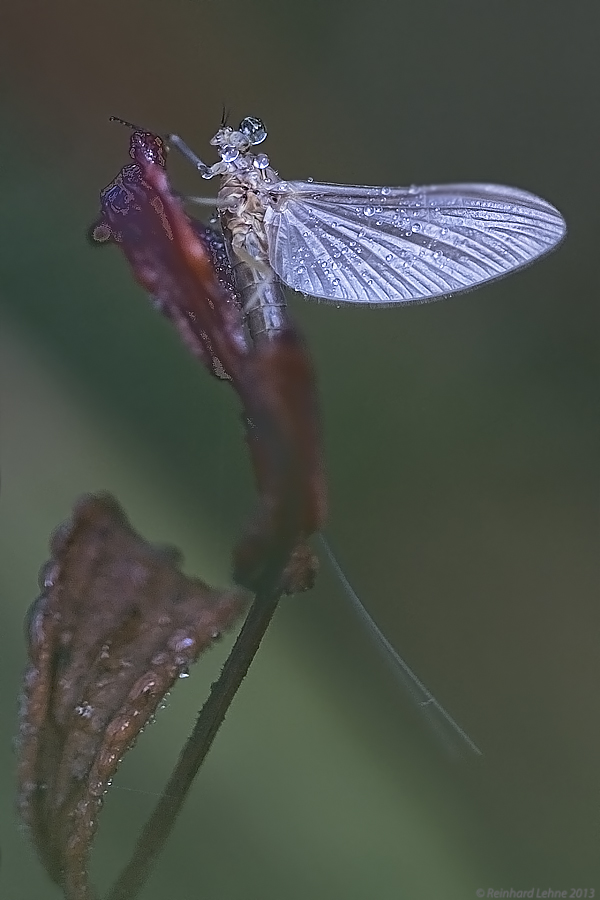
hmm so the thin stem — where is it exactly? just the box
[106,580,283,900]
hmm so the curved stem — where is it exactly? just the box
[106,579,283,900]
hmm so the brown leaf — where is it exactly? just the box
[17,493,247,900]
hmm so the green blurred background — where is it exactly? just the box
[0,1,597,897]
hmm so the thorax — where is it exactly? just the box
[216,160,280,265]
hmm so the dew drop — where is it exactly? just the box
[75,702,93,719]
[220,145,239,163]
[136,676,157,695]
[411,223,421,233]
[37,560,59,590]
[363,206,375,217]
[168,632,196,653]
[254,153,269,170]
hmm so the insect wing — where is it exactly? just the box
[264,181,566,305]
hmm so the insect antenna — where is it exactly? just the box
[109,115,143,131]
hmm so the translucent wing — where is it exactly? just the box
[264,181,566,305]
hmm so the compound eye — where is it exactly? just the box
[238,116,267,145]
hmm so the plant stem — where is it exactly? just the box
[106,580,283,900]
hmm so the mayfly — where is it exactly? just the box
[169,115,566,342]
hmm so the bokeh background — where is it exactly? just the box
[0,1,597,897]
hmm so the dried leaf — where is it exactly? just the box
[17,493,246,900]
[90,130,252,384]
